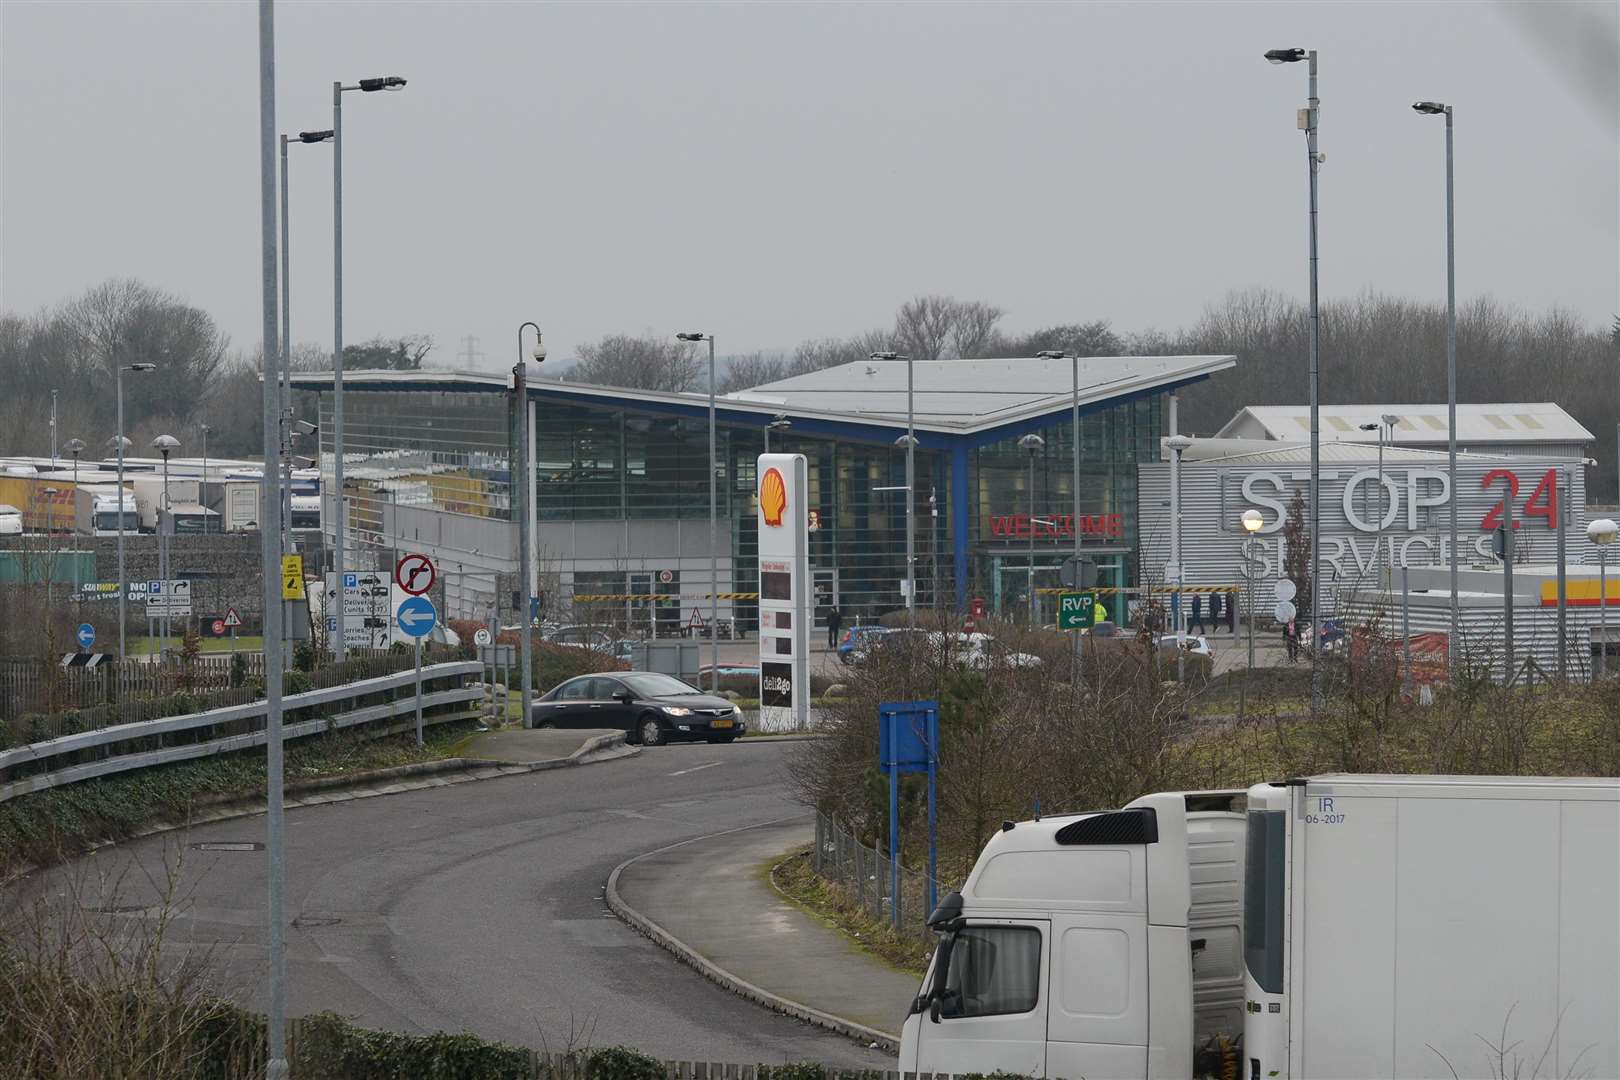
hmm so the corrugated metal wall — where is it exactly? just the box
[1139,456,1599,616]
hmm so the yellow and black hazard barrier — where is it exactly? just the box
[1035,585,1241,596]
[572,592,761,602]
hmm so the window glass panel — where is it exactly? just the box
[557,678,592,701]
[940,925,1041,1018]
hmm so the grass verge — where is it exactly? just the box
[0,718,483,881]
[763,848,931,976]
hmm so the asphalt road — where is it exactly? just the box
[18,740,890,1068]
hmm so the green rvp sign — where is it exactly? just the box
[1058,591,1097,630]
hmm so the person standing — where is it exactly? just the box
[826,604,842,649]
[1225,590,1237,634]
[1189,593,1207,636]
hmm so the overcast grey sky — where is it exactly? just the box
[3,1,1615,372]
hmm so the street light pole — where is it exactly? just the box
[331,76,405,662]
[115,364,155,660]
[516,324,544,728]
[1267,45,1323,714]
[871,352,916,625]
[1242,510,1264,671]
[255,5,289,1074]
[153,435,179,654]
[1167,434,1194,683]
[1019,434,1045,626]
[678,332,720,689]
[65,440,85,588]
[281,130,332,551]
[1414,100,1458,677]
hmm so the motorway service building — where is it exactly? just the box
[291,354,1233,630]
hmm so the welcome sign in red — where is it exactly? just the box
[988,513,1125,539]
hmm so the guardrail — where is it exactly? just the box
[0,660,483,804]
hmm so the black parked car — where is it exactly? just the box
[530,671,745,746]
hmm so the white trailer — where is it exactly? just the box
[900,774,1618,1080]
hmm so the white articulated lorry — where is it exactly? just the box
[899,775,1618,1080]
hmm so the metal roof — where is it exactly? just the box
[288,354,1235,439]
[1216,402,1593,444]
[1165,438,1514,465]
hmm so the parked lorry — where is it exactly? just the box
[131,476,200,532]
[74,485,139,536]
[899,774,1618,1080]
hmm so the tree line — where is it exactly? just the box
[560,290,1618,502]
[3,280,1612,501]
[0,279,433,462]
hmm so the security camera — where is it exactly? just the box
[532,335,547,363]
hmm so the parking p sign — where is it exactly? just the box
[1058,591,1098,630]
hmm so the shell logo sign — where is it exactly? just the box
[760,467,787,527]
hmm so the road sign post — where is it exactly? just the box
[76,623,95,651]
[396,595,436,746]
[1058,591,1098,630]
[879,701,940,928]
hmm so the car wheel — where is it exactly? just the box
[639,716,664,747]
[535,719,556,729]
[706,735,736,744]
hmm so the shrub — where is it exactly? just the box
[586,1045,666,1080]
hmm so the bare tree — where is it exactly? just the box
[561,334,702,392]
[718,351,790,393]
[893,295,964,362]
[948,301,1006,359]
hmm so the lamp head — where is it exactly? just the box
[869,351,904,361]
[895,434,919,449]
[151,434,180,457]
[1381,413,1400,426]
[1412,101,1448,115]
[1588,518,1618,547]
[1018,433,1045,451]
[298,129,335,143]
[532,333,547,363]
[1166,434,1194,453]
[1241,509,1265,533]
[676,332,708,343]
[65,438,86,456]
[1264,48,1306,64]
[357,76,407,92]
[1034,350,1070,359]
[1358,422,1379,432]
[127,362,157,373]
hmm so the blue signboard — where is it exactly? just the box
[76,623,96,649]
[878,700,941,924]
[396,595,437,639]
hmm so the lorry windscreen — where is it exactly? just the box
[1243,810,1285,994]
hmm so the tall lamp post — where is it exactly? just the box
[516,323,545,728]
[1265,45,1324,715]
[1241,509,1264,670]
[764,414,790,454]
[1590,518,1617,680]
[1018,434,1045,625]
[1166,435,1194,683]
[331,75,406,662]
[1037,348,1085,618]
[677,332,720,688]
[152,435,180,655]
[1412,101,1458,676]
[115,362,156,659]
[65,439,85,589]
[1358,413,1400,588]
[870,352,916,625]
[280,128,333,551]
[199,424,213,531]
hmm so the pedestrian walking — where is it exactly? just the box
[1209,591,1224,633]
[825,604,842,649]
[1189,593,1207,635]
[1225,590,1237,634]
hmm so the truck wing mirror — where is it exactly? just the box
[929,996,942,1024]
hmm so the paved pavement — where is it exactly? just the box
[461,726,626,764]
[14,740,888,1068]
[615,819,920,1040]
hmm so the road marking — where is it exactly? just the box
[667,760,723,777]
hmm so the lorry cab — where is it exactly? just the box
[900,791,1246,1080]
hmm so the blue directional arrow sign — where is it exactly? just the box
[76,623,95,650]
[395,595,437,639]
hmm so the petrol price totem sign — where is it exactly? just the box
[757,454,809,732]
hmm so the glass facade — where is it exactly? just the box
[320,386,1164,624]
